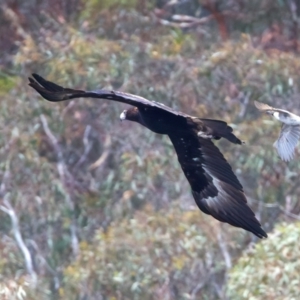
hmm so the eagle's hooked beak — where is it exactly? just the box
[120,110,127,121]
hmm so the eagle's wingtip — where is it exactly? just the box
[252,226,268,239]
[32,73,41,79]
[260,231,268,239]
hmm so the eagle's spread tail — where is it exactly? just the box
[200,119,242,145]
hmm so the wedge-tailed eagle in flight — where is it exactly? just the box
[29,74,267,238]
[255,100,300,162]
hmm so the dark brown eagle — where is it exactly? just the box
[29,74,267,238]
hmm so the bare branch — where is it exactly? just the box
[238,91,251,119]
[212,279,225,300]
[217,229,232,269]
[40,114,64,164]
[28,239,60,290]
[0,196,37,285]
[73,125,93,169]
[0,155,12,197]
[191,270,214,299]
[155,10,245,29]
[89,134,112,171]
[40,114,79,257]
[249,196,300,220]
[0,141,37,283]
[0,4,29,39]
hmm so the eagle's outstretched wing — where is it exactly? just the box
[28,74,184,116]
[169,133,267,238]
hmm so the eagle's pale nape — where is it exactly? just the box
[120,110,126,121]
[28,74,267,238]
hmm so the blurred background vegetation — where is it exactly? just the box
[1,0,300,299]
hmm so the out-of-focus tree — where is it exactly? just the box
[227,222,300,299]
[62,206,236,299]
[1,0,300,299]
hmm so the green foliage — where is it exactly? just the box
[0,73,17,95]
[227,222,300,299]
[62,206,227,299]
[80,0,155,21]
[83,0,138,11]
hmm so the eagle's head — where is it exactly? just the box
[119,108,140,123]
